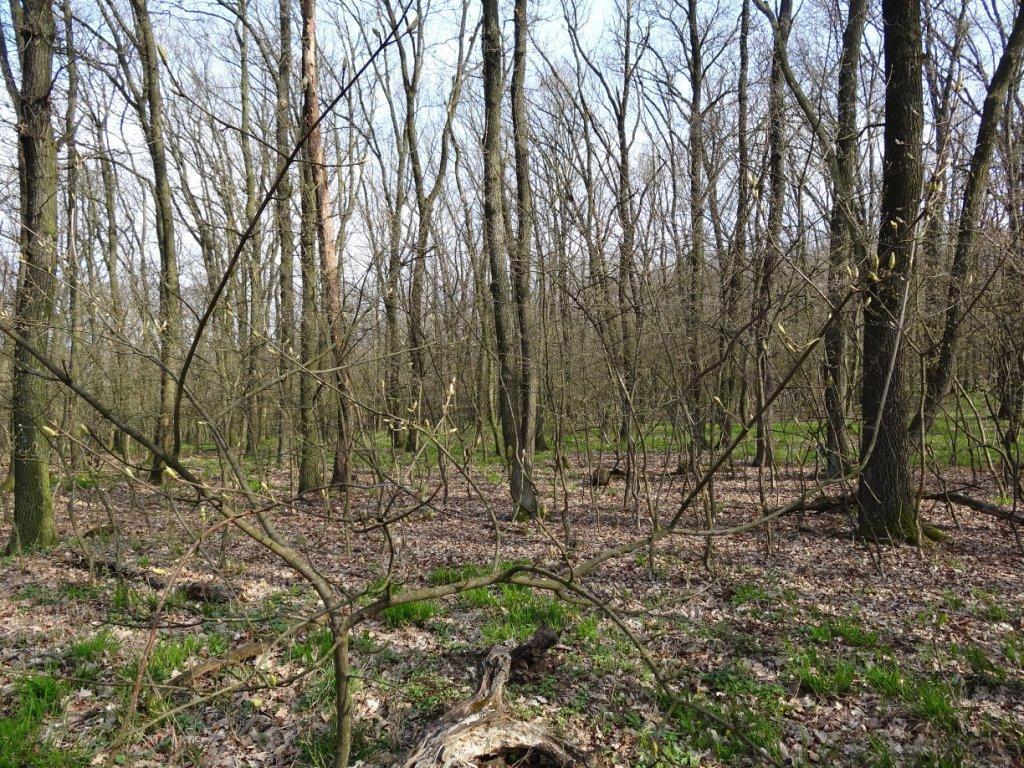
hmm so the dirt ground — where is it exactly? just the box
[1,461,1022,767]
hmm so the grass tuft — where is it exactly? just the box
[0,675,86,768]
[788,647,857,697]
[381,599,438,628]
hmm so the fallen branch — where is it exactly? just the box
[67,551,237,604]
[923,491,1024,526]
[399,627,587,768]
[168,642,267,689]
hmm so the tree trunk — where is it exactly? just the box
[509,0,540,517]
[7,0,59,551]
[129,0,182,486]
[915,3,1024,434]
[481,0,526,515]
[275,0,296,463]
[822,0,867,478]
[718,0,749,448]
[300,0,352,488]
[298,162,321,494]
[857,0,924,543]
[685,0,706,450]
[752,0,791,468]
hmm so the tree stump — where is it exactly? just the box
[399,628,587,767]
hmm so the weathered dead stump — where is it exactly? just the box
[399,627,587,768]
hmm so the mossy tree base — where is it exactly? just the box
[7,457,56,553]
[856,503,944,545]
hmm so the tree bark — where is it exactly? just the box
[718,0,749,447]
[751,0,791,468]
[509,0,540,517]
[298,161,321,494]
[857,0,924,543]
[300,0,352,488]
[7,0,59,551]
[129,0,182,486]
[275,0,296,463]
[822,0,867,478]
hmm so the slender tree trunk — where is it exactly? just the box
[509,0,540,517]
[298,162,321,494]
[719,0,749,447]
[130,0,181,485]
[238,0,262,457]
[275,0,296,464]
[62,0,80,470]
[300,0,352,488]
[916,3,1024,433]
[614,2,639,484]
[822,0,867,478]
[752,0,791,468]
[96,122,129,462]
[685,0,705,449]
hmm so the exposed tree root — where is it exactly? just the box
[399,627,587,768]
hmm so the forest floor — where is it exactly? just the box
[1,459,1023,768]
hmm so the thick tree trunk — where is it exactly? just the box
[481,0,528,517]
[8,0,59,551]
[857,0,924,543]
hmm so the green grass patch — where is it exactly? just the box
[16,583,58,604]
[652,686,785,764]
[954,643,1005,683]
[972,590,1012,623]
[787,646,857,697]
[0,675,87,768]
[908,678,959,731]
[60,583,103,601]
[480,585,572,644]
[864,659,905,697]
[288,627,335,665]
[381,599,438,628]
[145,635,204,683]
[111,582,138,612]
[427,563,498,607]
[806,617,879,648]
[427,563,490,586]
[1004,632,1023,667]
[69,631,119,665]
[728,582,772,606]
